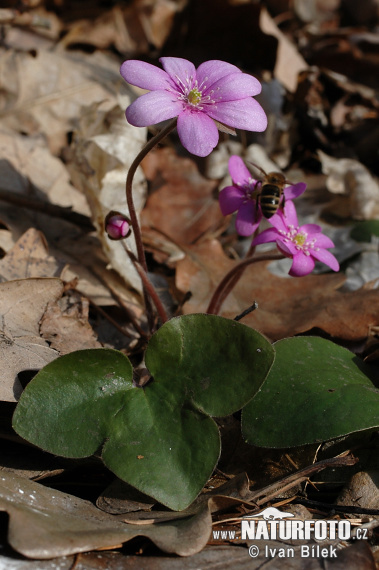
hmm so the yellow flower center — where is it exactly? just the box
[294,232,307,247]
[188,88,202,106]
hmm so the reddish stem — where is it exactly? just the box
[125,119,177,272]
[206,252,284,315]
[124,248,168,325]
[125,119,177,331]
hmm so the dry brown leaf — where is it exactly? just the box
[3,7,62,52]
[97,479,156,515]
[176,239,379,341]
[0,228,64,282]
[141,148,223,245]
[0,129,90,215]
[137,0,184,49]
[0,278,63,402]
[0,48,124,153]
[259,6,308,92]
[337,471,379,511]
[318,151,379,219]
[70,101,147,294]
[40,293,102,355]
[60,6,136,53]
[0,470,211,558]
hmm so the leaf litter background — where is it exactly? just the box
[0,0,379,568]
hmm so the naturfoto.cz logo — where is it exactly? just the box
[212,506,369,560]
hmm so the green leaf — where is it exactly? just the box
[102,384,220,510]
[350,220,379,242]
[242,337,379,448]
[13,315,274,510]
[146,314,274,417]
[13,348,134,457]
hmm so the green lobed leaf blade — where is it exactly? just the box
[12,348,220,510]
[145,314,274,417]
[12,348,134,457]
[242,337,379,448]
[103,382,220,511]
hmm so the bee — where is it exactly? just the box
[249,163,289,219]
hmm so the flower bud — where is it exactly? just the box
[105,211,131,240]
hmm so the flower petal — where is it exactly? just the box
[196,60,242,88]
[276,240,294,257]
[300,224,322,235]
[219,185,245,215]
[311,248,340,272]
[289,252,315,277]
[282,200,298,227]
[177,111,219,157]
[313,234,336,249]
[284,182,307,201]
[251,227,280,245]
[204,72,262,102]
[266,209,289,233]
[206,98,267,132]
[120,60,171,91]
[236,201,261,236]
[228,155,254,186]
[125,91,182,127]
[160,57,196,88]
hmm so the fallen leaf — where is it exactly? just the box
[0,471,212,558]
[259,6,308,92]
[61,5,139,53]
[0,228,64,282]
[318,151,379,220]
[176,239,379,342]
[0,129,90,215]
[141,148,223,245]
[97,478,155,514]
[138,0,184,49]
[40,293,102,355]
[70,101,147,294]
[337,471,379,511]
[0,48,125,153]
[0,278,63,402]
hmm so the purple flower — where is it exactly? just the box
[252,200,340,277]
[105,211,131,240]
[219,156,306,236]
[120,58,267,157]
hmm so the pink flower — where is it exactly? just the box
[219,156,306,236]
[252,200,340,276]
[105,211,131,240]
[120,58,267,157]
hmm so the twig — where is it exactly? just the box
[246,451,358,506]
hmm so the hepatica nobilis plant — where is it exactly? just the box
[13,57,379,512]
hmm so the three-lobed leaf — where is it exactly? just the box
[242,336,379,448]
[13,314,274,510]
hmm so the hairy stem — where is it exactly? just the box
[125,118,177,331]
[125,248,169,325]
[126,119,178,272]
